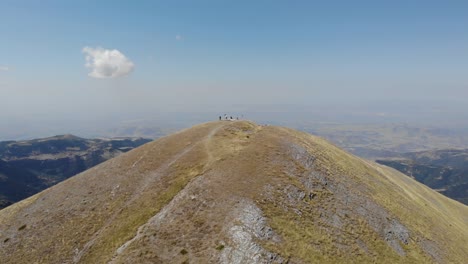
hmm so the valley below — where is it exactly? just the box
[0,135,151,209]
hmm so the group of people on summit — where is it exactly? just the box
[219,114,240,121]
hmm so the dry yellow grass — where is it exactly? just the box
[0,121,466,263]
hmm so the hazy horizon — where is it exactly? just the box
[1,1,467,139]
[2,100,468,141]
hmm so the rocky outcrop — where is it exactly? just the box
[221,201,284,264]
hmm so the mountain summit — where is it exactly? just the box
[0,121,466,263]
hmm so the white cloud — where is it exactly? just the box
[175,34,183,41]
[82,47,134,78]
[0,66,9,71]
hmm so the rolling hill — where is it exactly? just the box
[0,121,466,263]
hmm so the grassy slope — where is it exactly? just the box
[0,122,220,263]
[258,126,467,263]
[0,121,466,263]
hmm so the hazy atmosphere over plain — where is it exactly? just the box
[1,0,468,139]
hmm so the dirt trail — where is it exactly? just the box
[204,122,229,163]
[109,121,256,263]
[73,144,196,263]
[74,122,228,263]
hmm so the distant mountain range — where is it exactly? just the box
[0,135,151,209]
[376,149,468,205]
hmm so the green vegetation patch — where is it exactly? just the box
[215,244,225,250]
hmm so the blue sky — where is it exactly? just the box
[0,0,467,121]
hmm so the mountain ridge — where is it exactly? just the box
[376,148,468,204]
[0,121,466,263]
[0,135,151,209]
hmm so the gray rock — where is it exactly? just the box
[221,200,284,264]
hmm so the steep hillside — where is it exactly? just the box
[377,149,468,205]
[0,135,151,209]
[0,121,466,263]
